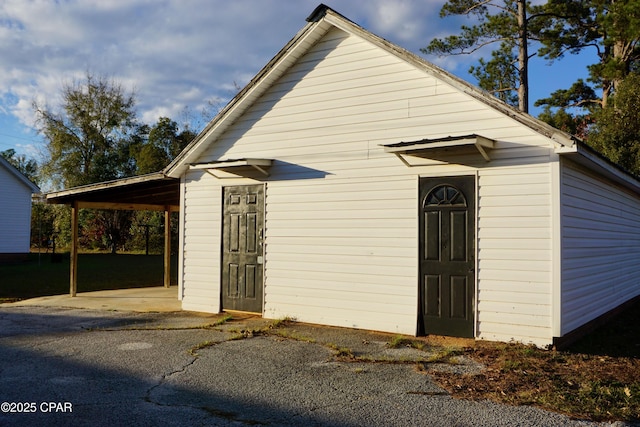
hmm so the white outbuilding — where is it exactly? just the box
[0,155,40,261]
[55,4,639,348]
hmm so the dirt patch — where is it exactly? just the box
[429,301,640,424]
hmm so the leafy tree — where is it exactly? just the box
[534,79,599,139]
[536,0,640,134]
[587,73,640,174]
[539,0,640,109]
[537,105,592,140]
[1,148,39,185]
[27,202,71,252]
[33,72,138,253]
[150,117,196,159]
[80,209,132,254]
[422,0,547,112]
[30,201,55,250]
[34,72,137,188]
[127,117,193,255]
[469,43,520,107]
[31,73,198,254]
[129,211,179,255]
[132,117,196,174]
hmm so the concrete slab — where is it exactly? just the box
[1,286,181,312]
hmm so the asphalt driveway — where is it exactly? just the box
[0,305,618,426]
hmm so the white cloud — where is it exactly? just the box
[0,0,571,156]
[368,0,424,41]
[1,0,323,131]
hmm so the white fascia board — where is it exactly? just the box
[557,143,640,193]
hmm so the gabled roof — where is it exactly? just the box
[164,4,579,179]
[0,155,40,193]
[44,4,640,210]
[163,4,640,194]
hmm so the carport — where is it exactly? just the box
[46,172,180,297]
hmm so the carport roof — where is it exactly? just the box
[46,172,179,211]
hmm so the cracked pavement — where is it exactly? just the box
[0,306,612,426]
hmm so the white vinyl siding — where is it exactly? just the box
[476,165,554,345]
[264,175,418,333]
[180,171,223,313]
[180,27,556,341]
[0,165,33,254]
[560,160,640,334]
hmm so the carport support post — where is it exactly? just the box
[70,200,79,297]
[164,207,171,288]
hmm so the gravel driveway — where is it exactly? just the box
[0,306,622,426]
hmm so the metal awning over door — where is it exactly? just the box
[383,134,496,165]
[189,158,273,178]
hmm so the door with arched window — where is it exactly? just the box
[419,176,475,337]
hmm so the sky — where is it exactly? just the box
[0,0,594,159]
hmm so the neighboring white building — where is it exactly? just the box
[159,5,640,347]
[0,155,40,261]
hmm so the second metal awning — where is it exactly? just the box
[190,158,273,177]
[383,134,496,165]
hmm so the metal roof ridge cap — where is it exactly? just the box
[306,3,330,22]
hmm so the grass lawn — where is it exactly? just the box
[0,252,178,300]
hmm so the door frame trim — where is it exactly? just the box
[416,173,479,338]
[219,182,267,314]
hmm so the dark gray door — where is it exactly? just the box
[419,176,475,338]
[222,185,264,313]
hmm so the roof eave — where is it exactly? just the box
[557,142,640,193]
[46,172,168,201]
[0,156,40,193]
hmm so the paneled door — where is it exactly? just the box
[222,185,264,313]
[419,176,475,337]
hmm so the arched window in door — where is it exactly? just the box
[423,184,467,208]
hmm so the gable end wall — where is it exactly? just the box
[180,28,556,345]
